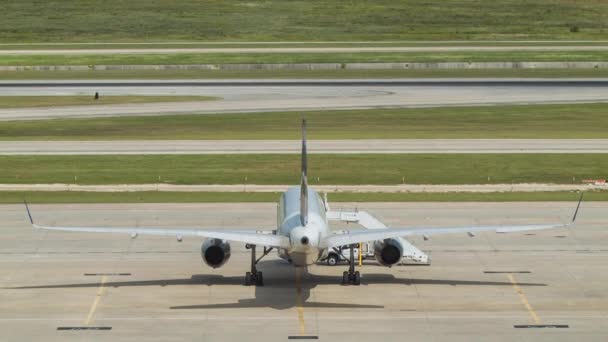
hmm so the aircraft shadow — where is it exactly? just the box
[5,260,546,310]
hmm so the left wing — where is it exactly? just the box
[25,203,290,249]
[326,210,387,229]
[320,223,566,249]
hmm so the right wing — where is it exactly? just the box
[25,203,290,249]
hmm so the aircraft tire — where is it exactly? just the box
[342,271,349,285]
[327,254,339,266]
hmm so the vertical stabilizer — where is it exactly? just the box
[300,119,308,226]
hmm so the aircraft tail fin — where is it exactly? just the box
[300,119,308,226]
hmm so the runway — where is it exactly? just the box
[1,202,606,341]
[2,139,608,155]
[1,79,607,121]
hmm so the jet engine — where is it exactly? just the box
[201,239,231,268]
[373,238,404,266]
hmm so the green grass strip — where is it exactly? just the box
[2,51,608,66]
[1,154,606,185]
[3,103,608,140]
[2,69,608,80]
[0,69,608,80]
[0,95,217,108]
[1,0,607,42]
[2,42,608,50]
[6,190,607,204]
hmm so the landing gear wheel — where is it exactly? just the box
[245,244,273,286]
[327,254,339,266]
[341,244,362,285]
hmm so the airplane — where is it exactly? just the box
[24,119,583,286]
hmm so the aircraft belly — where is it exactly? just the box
[289,249,321,266]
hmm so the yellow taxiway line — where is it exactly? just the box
[84,275,108,326]
[508,273,541,324]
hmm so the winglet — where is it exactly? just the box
[24,200,34,225]
[571,192,584,223]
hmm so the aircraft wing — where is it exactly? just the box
[320,223,567,249]
[321,193,583,249]
[25,203,290,249]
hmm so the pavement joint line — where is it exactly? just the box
[508,273,541,324]
[84,275,107,326]
[0,316,605,321]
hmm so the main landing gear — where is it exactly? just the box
[245,244,273,286]
[341,244,361,286]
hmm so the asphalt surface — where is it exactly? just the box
[2,45,608,54]
[1,79,607,120]
[1,202,606,341]
[2,139,608,155]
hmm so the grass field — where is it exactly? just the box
[2,51,608,66]
[0,154,605,185]
[1,1,606,42]
[0,95,217,108]
[2,42,608,50]
[5,190,605,204]
[2,69,608,80]
[2,103,608,140]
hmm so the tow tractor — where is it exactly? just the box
[323,235,431,266]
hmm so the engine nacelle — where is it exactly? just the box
[373,238,404,267]
[201,239,231,268]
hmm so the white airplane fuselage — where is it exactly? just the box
[276,186,329,266]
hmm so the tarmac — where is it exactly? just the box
[1,79,607,120]
[1,202,607,341]
[1,139,608,155]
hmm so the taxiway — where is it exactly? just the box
[1,139,607,155]
[1,202,606,341]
